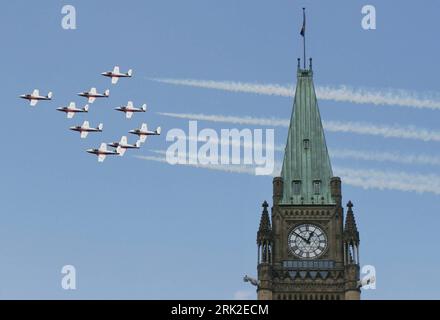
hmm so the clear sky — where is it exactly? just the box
[1,0,439,299]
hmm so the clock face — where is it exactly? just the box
[288,224,328,259]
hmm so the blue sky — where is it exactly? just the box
[1,0,440,299]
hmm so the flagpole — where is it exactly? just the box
[303,8,306,69]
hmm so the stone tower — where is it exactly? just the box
[256,59,361,300]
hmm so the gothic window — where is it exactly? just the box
[313,180,321,195]
[292,180,301,194]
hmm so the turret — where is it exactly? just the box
[257,201,273,264]
[343,201,361,300]
[257,201,273,300]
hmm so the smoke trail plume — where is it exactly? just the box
[136,152,440,195]
[157,112,440,142]
[150,78,440,110]
[330,148,440,167]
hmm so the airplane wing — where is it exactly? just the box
[113,66,120,74]
[120,136,127,145]
[67,112,75,119]
[83,121,90,129]
[98,154,106,162]
[32,89,39,96]
[111,77,119,84]
[80,131,89,139]
[90,87,97,94]
[69,102,76,108]
[139,135,147,143]
[88,97,96,104]
[30,99,38,107]
[116,146,126,157]
[126,111,133,119]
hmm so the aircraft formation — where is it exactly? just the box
[20,66,161,162]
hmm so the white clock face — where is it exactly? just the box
[288,224,327,259]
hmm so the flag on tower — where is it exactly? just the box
[300,8,306,37]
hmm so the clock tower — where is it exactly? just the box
[256,58,361,300]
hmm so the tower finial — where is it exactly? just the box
[262,200,269,211]
[300,8,306,69]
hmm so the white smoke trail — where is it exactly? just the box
[333,166,440,195]
[330,148,440,167]
[135,152,440,195]
[134,154,258,175]
[158,112,289,127]
[182,136,440,166]
[169,134,440,167]
[150,78,293,97]
[323,121,440,142]
[157,112,440,142]
[149,78,440,110]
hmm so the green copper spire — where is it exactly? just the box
[280,60,335,205]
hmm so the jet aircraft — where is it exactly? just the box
[101,66,133,84]
[78,87,109,103]
[70,121,103,139]
[129,123,161,143]
[115,101,146,119]
[20,89,53,106]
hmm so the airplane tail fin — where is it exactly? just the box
[127,69,133,77]
[98,123,104,131]
[156,127,162,135]
[99,143,107,152]
[141,104,147,112]
[47,92,53,99]
[83,104,89,112]
[104,89,110,96]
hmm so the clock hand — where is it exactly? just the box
[307,231,315,242]
[294,232,309,243]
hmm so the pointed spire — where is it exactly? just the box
[344,201,360,243]
[280,59,334,205]
[257,201,272,244]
